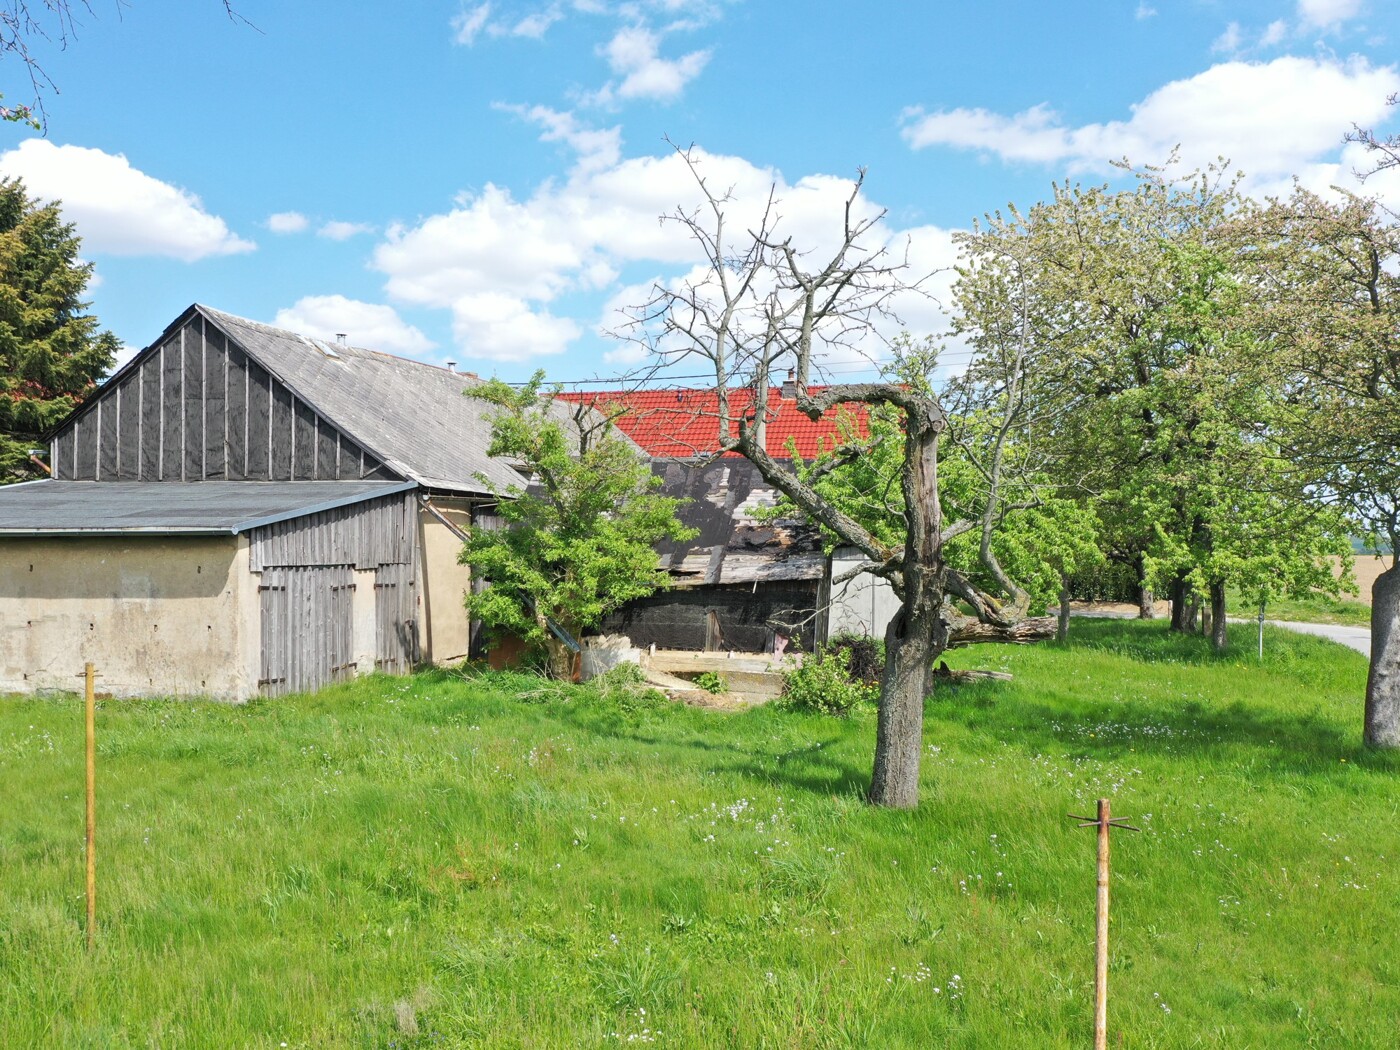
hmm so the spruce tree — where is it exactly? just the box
[0,176,117,479]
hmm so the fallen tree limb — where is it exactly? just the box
[932,663,1014,684]
[947,614,1057,648]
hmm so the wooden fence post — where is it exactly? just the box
[80,662,97,950]
[1070,798,1139,1050]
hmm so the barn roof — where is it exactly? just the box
[0,480,414,535]
[557,387,870,461]
[195,306,535,494]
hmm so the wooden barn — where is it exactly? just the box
[0,304,586,700]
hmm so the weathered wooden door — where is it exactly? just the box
[258,565,356,696]
[374,561,419,673]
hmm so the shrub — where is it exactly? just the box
[777,647,877,716]
[693,672,728,694]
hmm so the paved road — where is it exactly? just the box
[1261,619,1371,658]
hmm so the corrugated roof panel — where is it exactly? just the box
[0,480,415,534]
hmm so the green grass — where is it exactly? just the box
[1226,586,1373,628]
[1,620,1396,1048]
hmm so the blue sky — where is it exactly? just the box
[1,0,1397,383]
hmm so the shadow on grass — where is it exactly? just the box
[408,620,1394,798]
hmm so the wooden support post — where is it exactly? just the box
[82,662,97,950]
[1094,799,1110,1049]
[1070,798,1139,1050]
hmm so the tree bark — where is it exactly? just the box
[544,636,575,681]
[948,615,1057,647]
[1200,600,1213,638]
[1209,580,1228,652]
[1135,554,1155,619]
[870,595,942,810]
[1057,576,1071,643]
[1169,576,1190,632]
[1365,565,1400,748]
[869,411,945,810]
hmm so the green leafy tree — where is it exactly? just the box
[459,373,696,679]
[785,354,1102,641]
[0,176,116,479]
[953,164,1347,652]
[1244,187,1400,746]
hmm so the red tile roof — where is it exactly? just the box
[558,387,870,460]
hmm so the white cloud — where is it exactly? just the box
[1135,2,1156,19]
[267,211,309,234]
[1260,19,1289,46]
[273,295,435,356]
[1212,22,1243,54]
[505,7,562,38]
[453,3,492,44]
[449,292,580,359]
[589,25,710,103]
[1297,0,1362,29]
[901,56,1400,186]
[373,139,923,364]
[496,103,622,171]
[0,140,254,261]
[317,220,375,241]
[376,183,592,305]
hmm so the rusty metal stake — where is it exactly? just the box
[1070,798,1139,1050]
[78,663,99,950]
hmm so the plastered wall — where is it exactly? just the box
[417,502,474,664]
[0,535,254,700]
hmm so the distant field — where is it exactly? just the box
[1,621,1395,1048]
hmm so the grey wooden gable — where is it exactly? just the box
[52,310,394,484]
[197,307,529,494]
[50,304,625,496]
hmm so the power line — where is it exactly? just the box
[528,354,985,389]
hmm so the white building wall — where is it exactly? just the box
[826,547,901,642]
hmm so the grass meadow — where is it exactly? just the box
[1,620,1396,1048]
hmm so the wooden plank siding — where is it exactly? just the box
[250,491,420,695]
[258,565,358,697]
[248,491,418,572]
[52,315,390,483]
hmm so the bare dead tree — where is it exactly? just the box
[626,145,1052,809]
[0,1,252,126]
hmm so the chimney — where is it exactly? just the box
[335,333,347,346]
[781,369,797,399]
[445,360,457,373]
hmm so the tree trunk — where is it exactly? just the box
[1169,576,1190,632]
[870,597,943,809]
[544,636,575,681]
[1365,565,1400,748]
[869,409,945,810]
[1135,554,1155,619]
[1209,580,1227,652]
[1200,601,1212,638]
[1057,576,1071,643]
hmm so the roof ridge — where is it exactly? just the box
[198,304,473,378]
